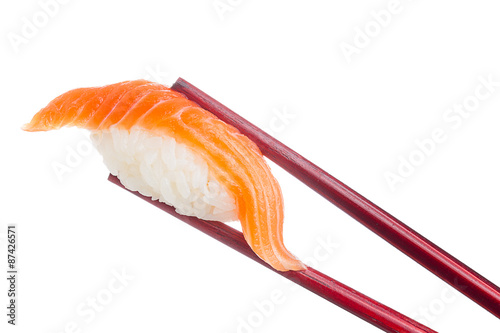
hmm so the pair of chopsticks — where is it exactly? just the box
[109,174,434,333]
[109,78,500,332]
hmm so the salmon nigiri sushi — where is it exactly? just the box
[23,80,305,272]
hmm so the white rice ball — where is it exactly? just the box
[90,126,238,222]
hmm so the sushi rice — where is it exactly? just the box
[91,126,238,222]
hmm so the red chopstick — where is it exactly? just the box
[171,78,500,319]
[108,174,436,333]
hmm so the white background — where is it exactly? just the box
[1,0,500,332]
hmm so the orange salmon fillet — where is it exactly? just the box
[23,80,305,272]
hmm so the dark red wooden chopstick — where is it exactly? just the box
[108,174,436,333]
[171,78,500,319]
